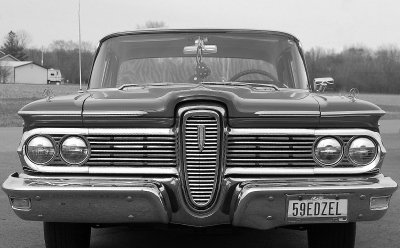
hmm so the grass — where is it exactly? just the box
[0,84,399,127]
[0,84,82,127]
[0,83,82,99]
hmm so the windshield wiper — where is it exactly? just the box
[118,84,139,90]
[201,81,279,91]
[118,82,187,90]
[118,82,279,91]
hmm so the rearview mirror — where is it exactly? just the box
[183,37,217,55]
[314,77,334,92]
[183,45,218,55]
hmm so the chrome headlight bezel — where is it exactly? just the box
[24,135,57,166]
[313,136,344,167]
[346,136,378,166]
[59,135,91,166]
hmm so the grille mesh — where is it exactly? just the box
[50,133,177,167]
[183,113,220,207]
[227,135,353,168]
[48,131,354,169]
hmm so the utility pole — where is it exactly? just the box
[78,0,83,92]
[41,46,44,66]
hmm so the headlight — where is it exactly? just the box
[348,137,377,165]
[26,136,56,165]
[313,137,343,166]
[60,136,90,165]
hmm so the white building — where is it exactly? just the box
[0,54,19,62]
[0,53,49,84]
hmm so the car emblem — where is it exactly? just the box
[197,125,206,152]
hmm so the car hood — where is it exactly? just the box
[19,84,384,130]
[84,84,318,117]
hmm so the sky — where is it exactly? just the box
[0,0,399,51]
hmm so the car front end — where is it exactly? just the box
[2,29,397,248]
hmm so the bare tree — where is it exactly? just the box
[49,40,94,52]
[1,31,28,60]
[305,45,400,93]
[16,30,32,47]
[25,40,95,84]
[136,21,167,29]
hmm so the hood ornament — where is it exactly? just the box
[43,88,54,102]
[348,88,359,102]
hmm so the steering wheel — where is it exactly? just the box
[229,69,279,83]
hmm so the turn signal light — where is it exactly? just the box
[10,197,31,211]
[370,196,391,210]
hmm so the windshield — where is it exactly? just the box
[89,32,309,89]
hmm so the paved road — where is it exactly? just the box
[0,126,399,248]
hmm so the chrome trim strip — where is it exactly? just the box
[254,110,386,117]
[226,167,315,175]
[87,128,174,135]
[229,128,315,136]
[18,110,81,116]
[226,128,385,175]
[321,110,385,116]
[88,167,178,175]
[254,111,320,116]
[19,128,174,137]
[83,111,148,117]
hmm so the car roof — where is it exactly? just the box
[99,28,299,43]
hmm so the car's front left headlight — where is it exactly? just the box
[60,136,90,165]
[348,137,378,166]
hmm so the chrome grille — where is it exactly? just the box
[50,133,177,167]
[183,111,220,208]
[227,134,353,167]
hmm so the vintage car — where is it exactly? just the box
[2,29,397,248]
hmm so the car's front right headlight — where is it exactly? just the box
[26,135,56,165]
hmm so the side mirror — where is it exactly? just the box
[313,77,334,92]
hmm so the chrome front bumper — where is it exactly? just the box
[2,173,397,230]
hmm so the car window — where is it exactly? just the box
[116,57,276,87]
[90,33,309,89]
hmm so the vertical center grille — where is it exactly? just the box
[182,110,221,209]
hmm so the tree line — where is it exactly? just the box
[1,29,400,93]
[0,22,167,85]
[305,46,400,93]
[25,41,94,85]
[0,31,95,85]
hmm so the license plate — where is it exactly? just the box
[287,195,348,222]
